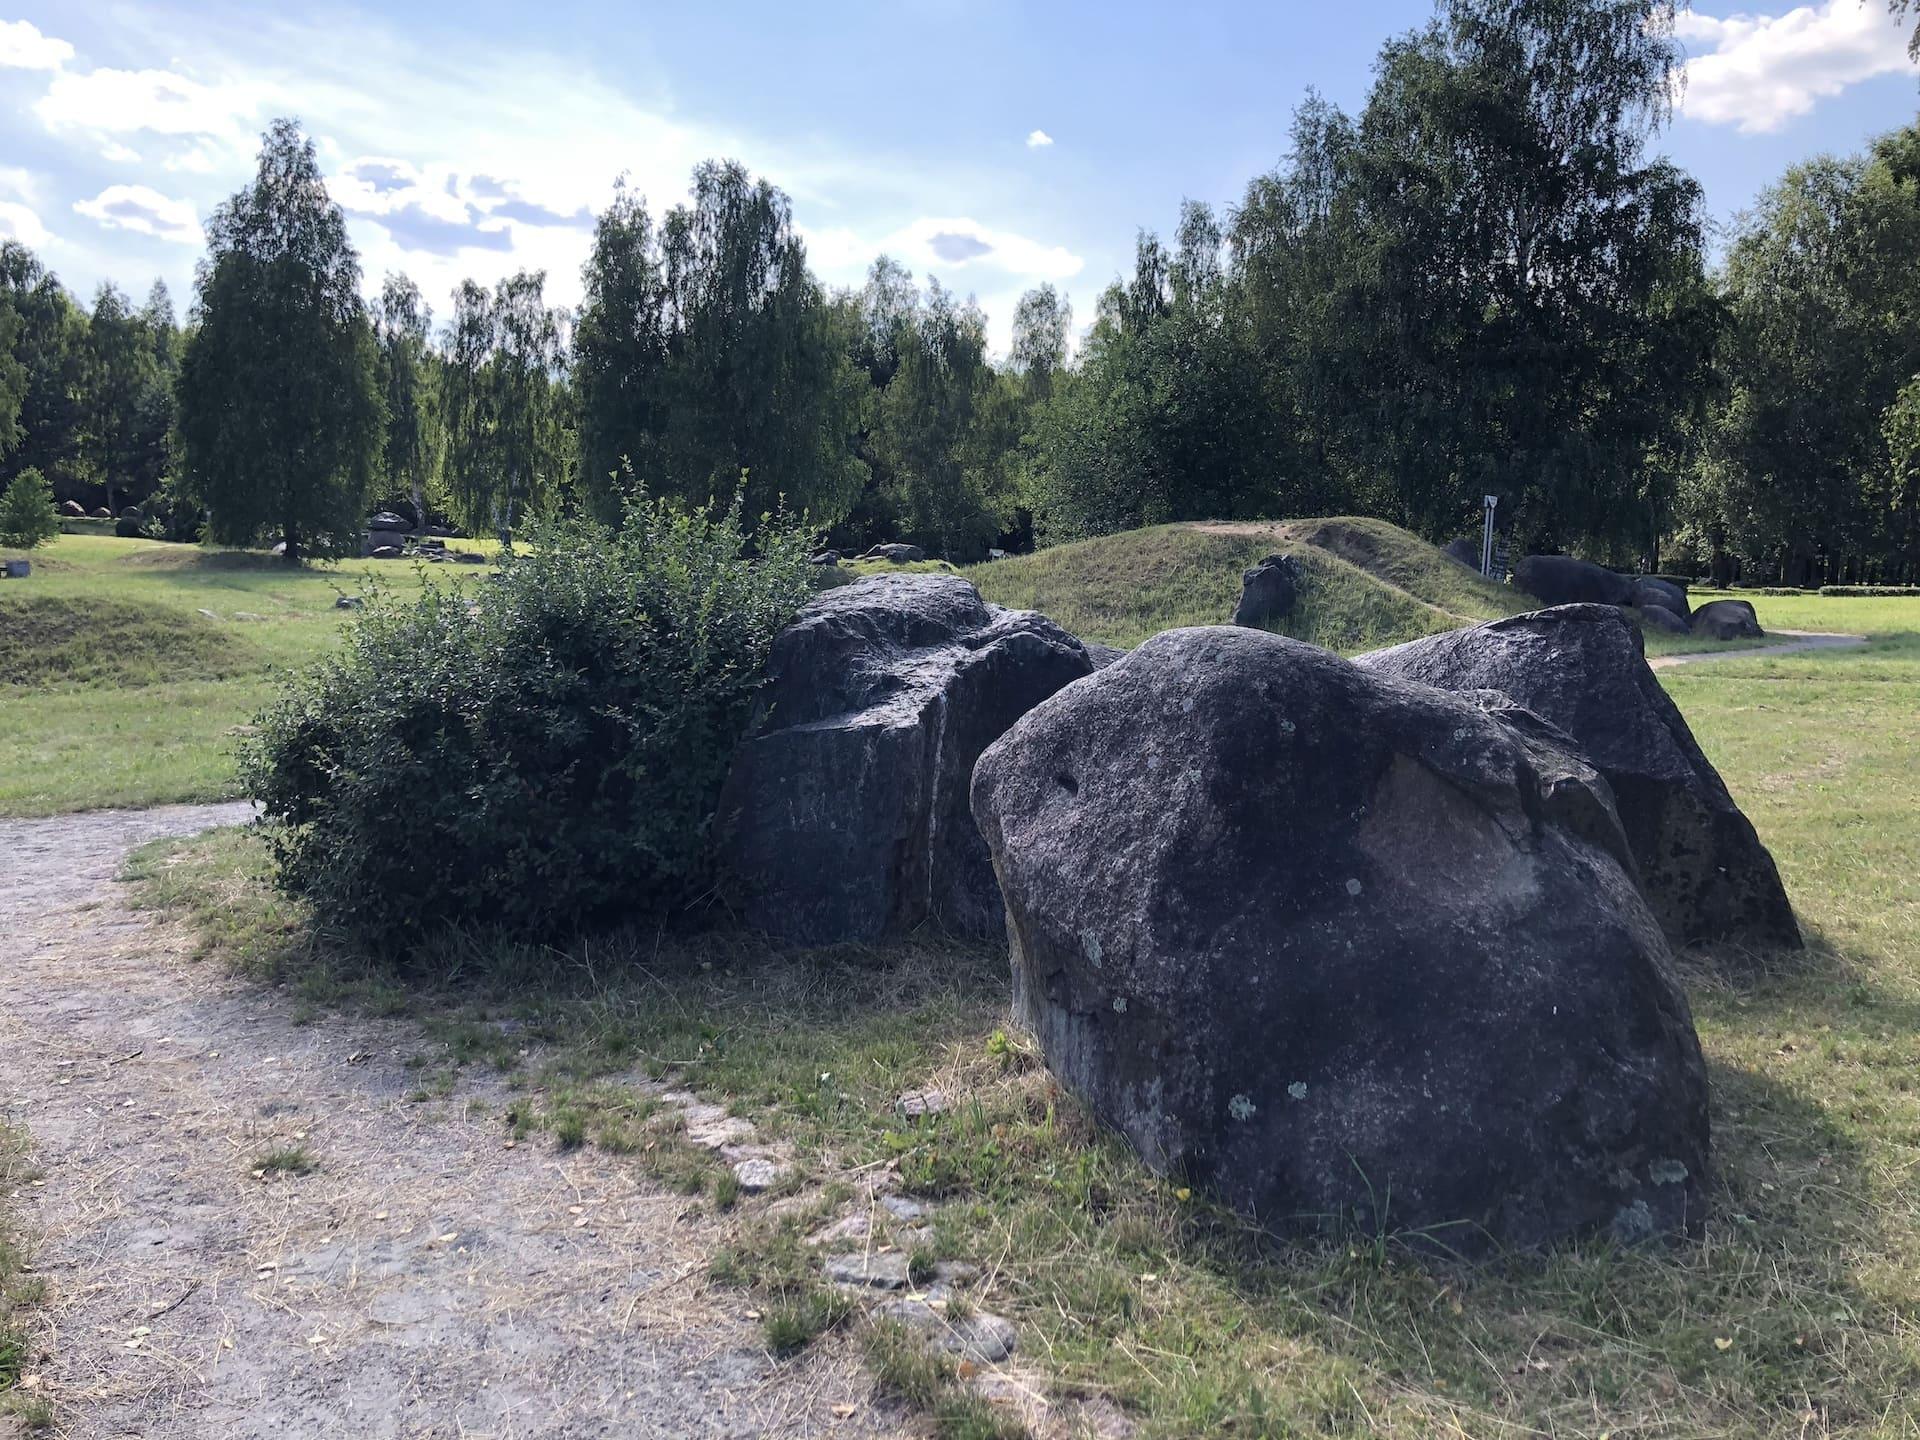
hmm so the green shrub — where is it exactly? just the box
[1818,585,1920,597]
[244,493,815,951]
[0,468,57,550]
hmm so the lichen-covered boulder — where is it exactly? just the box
[1231,553,1300,629]
[1358,604,1799,950]
[716,574,1091,944]
[1691,598,1763,640]
[972,626,1710,1251]
[1514,554,1632,608]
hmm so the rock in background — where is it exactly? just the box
[971,625,1710,1252]
[1231,552,1300,629]
[716,574,1092,944]
[1359,604,1799,951]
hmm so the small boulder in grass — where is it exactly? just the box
[971,625,1710,1253]
[1231,552,1300,630]
[1691,598,1764,640]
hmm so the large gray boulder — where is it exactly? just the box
[1631,576,1691,619]
[1639,604,1691,636]
[972,626,1710,1251]
[1691,598,1763,640]
[1442,537,1481,571]
[1231,553,1300,630]
[716,574,1091,944]
[1514,554,1632,608]
[1358,604,1799,950]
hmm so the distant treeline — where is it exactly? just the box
[2,0,1918,582]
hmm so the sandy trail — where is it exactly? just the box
[0,804,894,1439]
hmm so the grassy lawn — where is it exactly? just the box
[127,590,1920,1437]
[0,534,492,817]
[0,1125,49,1432]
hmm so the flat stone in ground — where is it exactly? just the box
[875,1298,1017,1363]
[824,1251,911,1289]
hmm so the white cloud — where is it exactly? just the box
[100,142,141,164]
[1026,129,1054,149]
[0,201,49,247]
[1677,0,1919,133]
[73,184,201,244]
[0,18,72,69]
[36,63,271,144]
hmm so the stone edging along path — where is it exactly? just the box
[1646,629,1867,671]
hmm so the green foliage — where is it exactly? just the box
[372,273,439,529]
[244,492,815,950]
[1691,123,1920,585]
[440,271,568,541]
[871,278,1020,560]
[574,162,867,530]
[0,242,88,496]
[0,466,56,549]
[176,119,383,561]
[1818,585,1920,597]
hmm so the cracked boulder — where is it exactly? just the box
[971,625,1709,1251]
[716,574,1092,944]
[1358,604,1799,950]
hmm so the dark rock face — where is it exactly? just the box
[716,574,1092,944]
[1358,604,1800,950]
[1639,604,1691,636]
[1631,576,1691,619]
[1514,554,1632,608]
[1442,536,1481,570]
[1231,553,1300,629]
[1691,599,1763,640]
[1084,643,1126,671]
[863,543,927,564]
[972,625,1710,1251]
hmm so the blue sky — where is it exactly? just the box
[1,0,1916,352]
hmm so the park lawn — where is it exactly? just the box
[0,534,492,818]
[132,592,1920,1438]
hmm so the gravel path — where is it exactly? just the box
[1648,629,1867,670]
[0,805,896,1439]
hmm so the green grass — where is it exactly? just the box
[252,1145,317,1178]
[0,1124,50,1432]
[130,589,1920,1438]
[967,517,1527,651]
[0,533,492,817]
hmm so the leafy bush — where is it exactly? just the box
[1819,585,1920,597]
[0,468,57,550]
[245,494,816,950]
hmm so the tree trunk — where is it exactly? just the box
[284,520,302,565]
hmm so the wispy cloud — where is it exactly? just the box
[73,185,202,244]
[1677,0,1919,133]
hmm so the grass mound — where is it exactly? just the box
[969,518,1521,652]
[0,595,261,689]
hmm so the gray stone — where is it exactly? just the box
[1630,576,1691,620]
[878,1195,930,1222]
[1637,603,1690,635]
[1231,552,1299,629]
[875,1299,1018,1363]
[896,1088,949,1118]
[1358,604,1800,950]
[731,1156,788,1193]
[715,574,1092,944]
[334,595,363,610]
[1442,536,1481,571]
[806,1214,873,1247]
[824,1251,912,1289]
[972,625,1710,1252]
[1085,643,1127,671]
[1514,554,1632,608]
[864,542,926,564]
[1691,598,1763,640]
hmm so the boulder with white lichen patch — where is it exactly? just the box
[970,625,1710,1252]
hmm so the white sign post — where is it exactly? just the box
[1480,495,1499,578]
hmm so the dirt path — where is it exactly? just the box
[0,805,895,1439]
[1648,629,1867,670]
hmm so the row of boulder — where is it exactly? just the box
[714,573,1800,1252]
[1506,553,1765,641]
